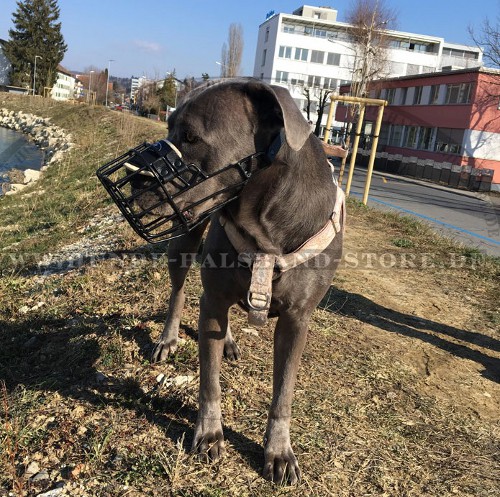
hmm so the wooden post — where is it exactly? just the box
[345,104,365,197]
[362,101,387,205]
[324,94,387,203]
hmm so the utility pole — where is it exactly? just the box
[105,59,115,107]
[88,70,95,104]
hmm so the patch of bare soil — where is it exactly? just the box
[338,209,499,421]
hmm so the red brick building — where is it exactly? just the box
[337,67,500,190]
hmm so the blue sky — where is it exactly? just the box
[0,0,498,79]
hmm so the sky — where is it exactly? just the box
[0,0,498,80]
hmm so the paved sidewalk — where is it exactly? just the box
[346,166,500,257]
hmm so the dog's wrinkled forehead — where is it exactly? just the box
[172,83,248,134]
[169,80,311,152]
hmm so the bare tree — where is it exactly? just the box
[220,23,244,78]
[469,15,500,69]
[339,0,397,146]
[346,0,397,100]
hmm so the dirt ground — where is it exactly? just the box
[337,213,499,421]
[1,199,498,497]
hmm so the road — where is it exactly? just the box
[346,167,500,257]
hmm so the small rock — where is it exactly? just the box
[35,488,64,497]
[25,461,40,477]
[30,469,49,482]
[171,375,195,387]
[23,169,41,184]
[242,327,259,336]
[19,305,30,314]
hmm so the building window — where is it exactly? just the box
[261,49,267,66]
[413,86,423,105]
[265,27,269,42]
[417,127,434,150]
[311,50,325,64]
[429,85,440,104]
[403,126,418,148]
[399,87,408,105]
[279,46,292,59]
[291,76,305,86]
[294,47,308,61]
[324,77,337,89]
[407,64,419,75]
[386,88,396,104]
[276,71,289,83]
[314,28,328,38]
[435,128,464,154]
[283,24,295,34]
[326,52,341,66]
[388,125,404,146]
[445,83,472,104]
[308,75,321,87]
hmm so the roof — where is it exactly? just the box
[56,64,73,77]
[375,66,500,84]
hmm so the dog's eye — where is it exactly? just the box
[185,131,199,144]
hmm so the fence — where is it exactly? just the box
[354,149,495,192]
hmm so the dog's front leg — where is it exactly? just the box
[263,311,309,485]
[151,220,208,362]
[192,292,229,461]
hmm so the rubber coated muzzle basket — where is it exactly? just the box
[96,140,262,243]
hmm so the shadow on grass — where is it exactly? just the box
[0,315,263,474]
[319,286,500,383]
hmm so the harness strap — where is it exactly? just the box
[219,184,346,327]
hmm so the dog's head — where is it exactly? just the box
[97,79,312,242]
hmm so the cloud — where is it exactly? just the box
[133,40,162,52]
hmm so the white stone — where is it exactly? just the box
[23,169,41,184]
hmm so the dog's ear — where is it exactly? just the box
[244,80,312,151]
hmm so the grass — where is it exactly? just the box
[0,94,499,496]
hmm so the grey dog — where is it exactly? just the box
[136,79,345,484]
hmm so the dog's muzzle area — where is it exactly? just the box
[96,139,267,243]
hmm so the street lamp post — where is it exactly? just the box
[105,59,114,107]
[88,70,95,104]
[33,55,42,96]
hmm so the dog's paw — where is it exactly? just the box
[192,418,225,462]
[223,338,240,361]
[151,338,178,363]
[263,441,301,485]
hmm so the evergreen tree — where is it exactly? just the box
[4,0,67,94]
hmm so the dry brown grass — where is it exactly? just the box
[0,95,499,496]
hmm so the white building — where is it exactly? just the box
[0,40,12,86]
[51,65,76,100]
[253,5,483,134]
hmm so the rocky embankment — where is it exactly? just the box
[0,108,73,195]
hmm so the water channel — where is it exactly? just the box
[0,126,44,178]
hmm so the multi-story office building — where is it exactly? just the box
[253,5,483,132]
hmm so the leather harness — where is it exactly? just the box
[219,178,346,327]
